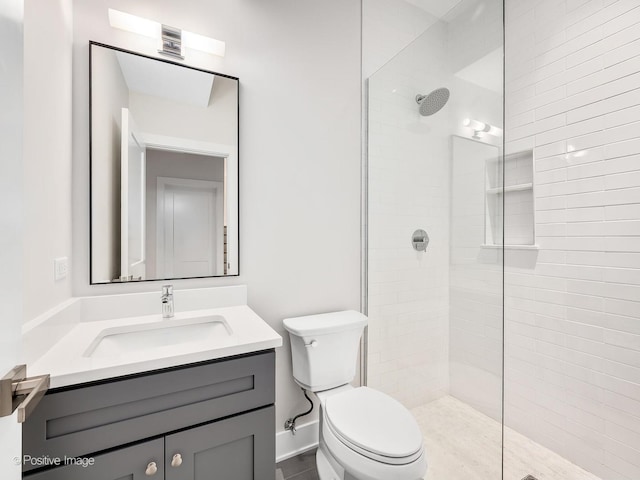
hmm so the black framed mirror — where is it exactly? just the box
[89,42,239,284]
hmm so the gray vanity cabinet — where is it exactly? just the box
[165,406,274,480]
[25,438,165,480]
[23,350,276,480]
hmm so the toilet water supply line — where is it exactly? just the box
[284,388,314,435]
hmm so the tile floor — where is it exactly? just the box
[412,396,601,480]
[277,395,602,480]
[276,448,318,480]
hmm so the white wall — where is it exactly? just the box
[129,75,237,146]
[0,1,24,477]
[23,0,73,322]
[71,0,361,437]
[362,0,437,78]
[504,1,640,478]
[91,45,129,282]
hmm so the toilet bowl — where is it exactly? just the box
[316,386,426,480]
[283,311,427,480]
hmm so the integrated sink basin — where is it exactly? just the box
[24,285,283,388]
[84,315,236,358]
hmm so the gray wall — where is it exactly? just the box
[71,0,361,435]
[144,149,225,278]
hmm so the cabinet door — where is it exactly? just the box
[166,406,275,480]
[24,438,164,480]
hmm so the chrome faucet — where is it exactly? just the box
[161,285,174,319]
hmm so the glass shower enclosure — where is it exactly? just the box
[366,0,640,479]
[365,0,505,478]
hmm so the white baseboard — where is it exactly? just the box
[275,420,319,463]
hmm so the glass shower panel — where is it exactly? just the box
[366,1,504,478]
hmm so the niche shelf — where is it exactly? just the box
[484,150,537,249]
[486,183,533,195]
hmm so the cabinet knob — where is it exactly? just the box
[171,453,183,467]
[145,461,158,476]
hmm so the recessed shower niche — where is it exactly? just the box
[485,149,535,248]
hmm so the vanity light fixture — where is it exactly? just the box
[159,24,183,59]
[108,9,226,58]
[463,118,503,139]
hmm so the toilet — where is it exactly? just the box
[283,310,427,480]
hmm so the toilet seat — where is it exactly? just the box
[324,387,423,465]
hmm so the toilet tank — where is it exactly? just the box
[283,310,368,392]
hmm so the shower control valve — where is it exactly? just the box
[412,229,430,252]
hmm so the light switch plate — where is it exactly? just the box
[54,257,68,281]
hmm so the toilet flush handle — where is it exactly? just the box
[305,340,318,348]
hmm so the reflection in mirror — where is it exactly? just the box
[90,42,238,284]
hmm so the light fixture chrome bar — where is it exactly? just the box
[159,24,184,59]
[109,9,226,58]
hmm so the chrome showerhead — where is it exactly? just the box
[416,87,450,116]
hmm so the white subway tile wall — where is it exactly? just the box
[503,0,640,478]
[367,20,452,408]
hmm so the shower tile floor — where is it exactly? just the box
[412,396,601,480]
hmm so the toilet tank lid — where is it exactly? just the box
[283,310,368,336]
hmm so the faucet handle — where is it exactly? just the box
[162,285,173,296]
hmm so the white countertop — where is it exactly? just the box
[28,304,282,388]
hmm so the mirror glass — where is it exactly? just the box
[90,43,239,284]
